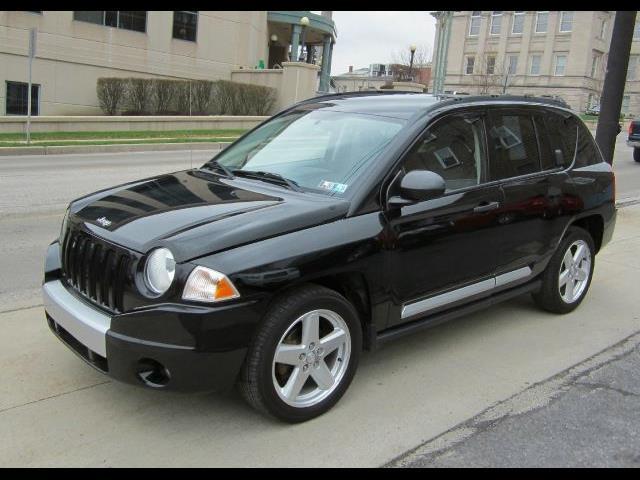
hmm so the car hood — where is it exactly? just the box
[68,169,350,262]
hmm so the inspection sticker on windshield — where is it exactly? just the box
[318,180,348,193]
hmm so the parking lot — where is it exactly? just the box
[1,137,639,467]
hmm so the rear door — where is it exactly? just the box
[486,107,575,286]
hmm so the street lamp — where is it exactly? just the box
[270,34,278,43]
[409,44,417,81]
[299,16,310,61]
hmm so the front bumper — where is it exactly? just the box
[43,241,260,393]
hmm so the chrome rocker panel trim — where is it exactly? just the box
[401,266,532,319]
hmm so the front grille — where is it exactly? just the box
[61,229,132,314]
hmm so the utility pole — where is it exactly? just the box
[595,11,637,165]
[26,28,37,145]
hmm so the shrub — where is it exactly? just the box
[151,79,177,114]
[96,77,277,116]
[126,78,152,115]
[212,80,276,115]
[96,78,127,115]
[174,81,192,115]
[192,80,214,114]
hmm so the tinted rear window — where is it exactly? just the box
[542,111,578,168]
[575,122,602,167]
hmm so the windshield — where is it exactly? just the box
[210,108,405,196]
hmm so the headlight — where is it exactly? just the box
[182,266,240,303]
[144,248,176,295]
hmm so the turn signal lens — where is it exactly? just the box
[182,266,240,303]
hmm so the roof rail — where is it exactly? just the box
[287,89,420,110]
[436,93,571,109]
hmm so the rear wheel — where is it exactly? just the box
[238,285,362,423]
[634,147,640,163]
[533,227,595,314]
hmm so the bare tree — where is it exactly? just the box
[391,45,432,82]
[471,57,514,95]
[587,53,608,111]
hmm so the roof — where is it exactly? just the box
[289,92,573,120]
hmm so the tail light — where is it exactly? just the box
[629,122,633,136]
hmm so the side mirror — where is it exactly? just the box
[388,170,446,208]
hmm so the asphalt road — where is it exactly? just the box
[0,142,639,466]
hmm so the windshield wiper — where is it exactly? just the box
[232,170,303,192]
[201,159,235,179]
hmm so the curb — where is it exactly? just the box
[0,141,232,156]
[616,195,640,208]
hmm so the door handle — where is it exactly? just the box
[473,201,500,213]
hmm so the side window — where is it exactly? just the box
[542,111,578,168]
[575,122,602,167]
[487,112,540,180]
[403,113,485,191]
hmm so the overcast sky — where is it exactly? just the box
[327,11,436,75]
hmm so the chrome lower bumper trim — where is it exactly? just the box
[43,280,111,357]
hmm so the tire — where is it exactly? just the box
[634,147,640,163]
[532,226,595,314]
[238,284,362,423]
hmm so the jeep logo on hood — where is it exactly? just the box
[96,216,112,228]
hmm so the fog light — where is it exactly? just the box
[136,358,170,388]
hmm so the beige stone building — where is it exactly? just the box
[0,10,337,115]
[431,11,640,116]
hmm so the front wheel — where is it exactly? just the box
[634,147,640,162]
[533,226,595,314]
[238,285,362,423]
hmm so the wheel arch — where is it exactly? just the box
[570,214,604,253]
[311,272,374,350]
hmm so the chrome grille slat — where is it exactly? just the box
[60,230,132,314]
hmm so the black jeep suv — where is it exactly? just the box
[43,93,616,422]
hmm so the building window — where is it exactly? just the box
[73,11,147,33]
[587,94,596,109]
[535,11,548,33]
[628,56,638,81]
[469,11,481,36]
[6,81,39,115]
[622,95,631,114]
[634,22,640,40]
[465,56,475,75]
[559,11,573,32]
[507,55,518,75]
[512,11,525,34]
[490,11,502,35]
[600,19,607,39]
[591,55,600,78]
[530,54,542,75]
[173,11,198,42]
[486,56,496,75]
[554,55,567,76]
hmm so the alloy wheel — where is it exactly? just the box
[272,309,351,408]
[558,239,592,304]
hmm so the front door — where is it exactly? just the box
[384,109,504,328]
